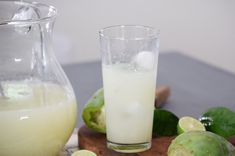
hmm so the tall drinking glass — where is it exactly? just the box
[99,25,159,153]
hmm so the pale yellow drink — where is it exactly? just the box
[0,81,77,156]
[102,64,156,145]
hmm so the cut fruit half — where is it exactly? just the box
[177,116,206,134]
[71,150,97,156]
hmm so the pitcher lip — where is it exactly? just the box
[0,1,57,26]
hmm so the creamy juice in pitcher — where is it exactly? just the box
[102,64,156,144]
[0,81,77,156]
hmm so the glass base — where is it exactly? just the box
[107,141,151,153]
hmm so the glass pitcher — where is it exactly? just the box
[0,1,77,156]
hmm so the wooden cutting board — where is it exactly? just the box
[78,126,175,156]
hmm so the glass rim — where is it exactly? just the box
[99,25,160,40]
[0,1,57,26]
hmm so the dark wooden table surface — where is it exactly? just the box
[62,52,235,127]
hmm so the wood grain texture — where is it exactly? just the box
[78,126,175,156]
[228,136,235,146]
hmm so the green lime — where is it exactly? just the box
[71,150,97,156]
[177,116,206,134]
[152,109,179,136]
[200,107,235,139]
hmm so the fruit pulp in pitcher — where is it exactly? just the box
[0,81,77,156]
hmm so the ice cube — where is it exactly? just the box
[133,51,155,70]
[12,6,36,34]
[1,82,33,99]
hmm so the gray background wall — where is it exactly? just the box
[20,0,235,74]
